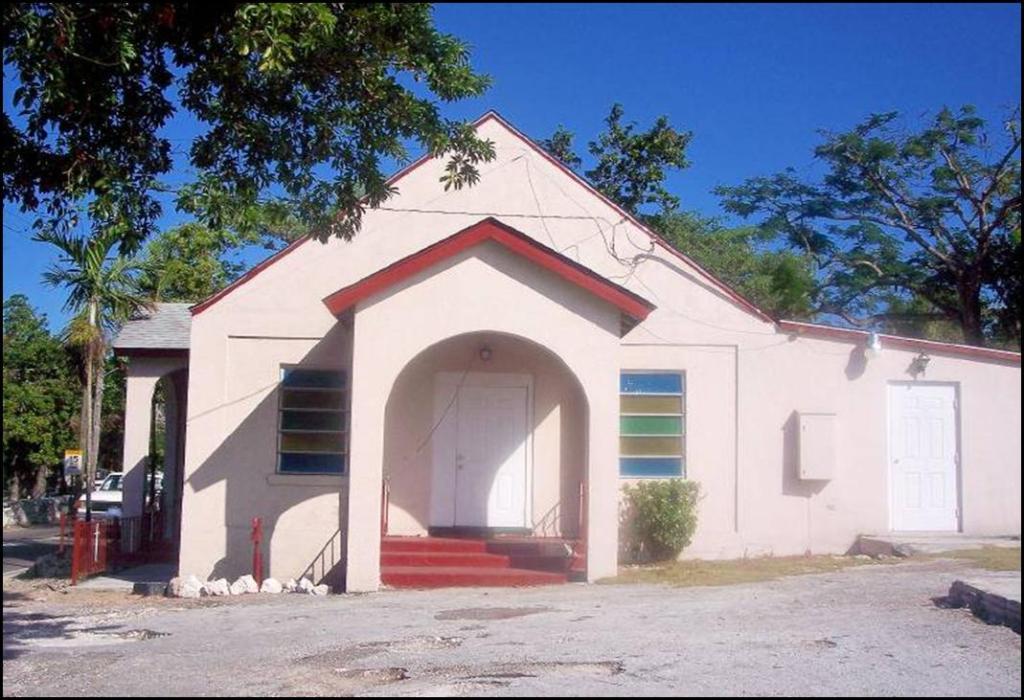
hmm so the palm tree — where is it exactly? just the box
[36,228,151,520]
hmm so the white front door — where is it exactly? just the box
[453,385,529,528]
[888,384,959,531]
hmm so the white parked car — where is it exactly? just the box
[86,472,163,517]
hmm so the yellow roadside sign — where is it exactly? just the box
[64,449,83,474]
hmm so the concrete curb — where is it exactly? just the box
[946,578,1021,633]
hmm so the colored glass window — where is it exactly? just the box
[278,368,347,474]
[619,372,685,478]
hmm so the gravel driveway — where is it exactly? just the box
[3,558,1020,696]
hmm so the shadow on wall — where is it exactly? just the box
[383,331,587,538]
[845,345,868,381]
[185,324,350,585]
[301,528,345,590]
[781,411,828,499]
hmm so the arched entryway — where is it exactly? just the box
[120,354,189,563]
[383,331,588,540]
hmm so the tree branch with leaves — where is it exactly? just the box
[717,106,1021,346]
[3,3,494,252]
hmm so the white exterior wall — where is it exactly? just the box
[177,115,1021,587]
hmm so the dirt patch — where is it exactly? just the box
[283,658,625,696]
[297,636,464,667]
[283,664,410,696]
[605,554,888,587]
[435,606,552,621]
[459,660,625,679]
[926,547,1021,572]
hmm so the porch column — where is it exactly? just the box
[344,320,389,592]
[582,360,622,582]
[160,369,188,542]
[121,366,160,519]
[120,355,188,519]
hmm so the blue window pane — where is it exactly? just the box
[620,457,684,478]
[620,373,683,394]
[282,369,345,389]
[279,453,346,474]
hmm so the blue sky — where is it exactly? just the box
[4,3,1021,327]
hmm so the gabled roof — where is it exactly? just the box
[322,217,655,332]
[184,109,1021,366]
[112,303,191,356]
[190,109,768,322]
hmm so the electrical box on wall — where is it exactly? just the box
[798,412,836,480]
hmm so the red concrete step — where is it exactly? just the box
[506,554,572,573]
[381,551,511,568]
[380,536,488,554]
[381,565,567,589]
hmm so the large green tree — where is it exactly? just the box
[2,295,79,499]
[137,223,253,303]
[540,104,692,216]
[37,228,150,518]
[541,106,815,316]
[3,3,494,251]
[651,212,816,319]
[717,106,1022,347]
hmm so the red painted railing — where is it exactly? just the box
[70,520,108,585]
[71,511,173,584]
[59,512,74,555]
[251,517,264,588]
[570,481,587,576]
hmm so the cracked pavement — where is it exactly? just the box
[3,558,1020,696]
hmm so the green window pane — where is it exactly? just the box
[281,410,345,431]
[280,432,345,453]
[620,415,682,435]
[282,389,345,410]
[620,435,682,457]
[620,394,683,415]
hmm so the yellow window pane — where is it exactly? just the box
[620,435,682,456]
[620,394,683,415]
[280,432,345,453]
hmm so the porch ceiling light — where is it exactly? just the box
[479,346,493,362]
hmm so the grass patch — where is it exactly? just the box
[603,554,882,587]
[929,546,1021,572]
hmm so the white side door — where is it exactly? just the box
[888,384,959,531]
[454,385,528,528]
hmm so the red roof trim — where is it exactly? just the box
[777,320,1021,365]
[473,111,775,324]
[322,217,656,323]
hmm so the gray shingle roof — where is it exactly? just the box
[112,303,191,351]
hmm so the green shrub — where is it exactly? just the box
[621,480,700,563]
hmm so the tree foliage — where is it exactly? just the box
[652,212,816,319]
[540,104,691,215]
[3,295,79,498]
[3,3,494,252]
[717,106,1022,346]
[36,228,150,517]
[137,223,253,303]
[541,106,814,316]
